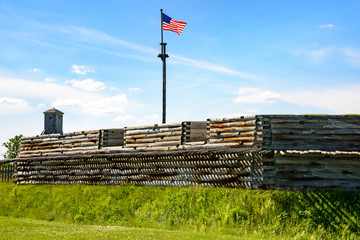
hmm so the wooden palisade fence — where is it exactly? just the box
[0,164,14,182]
[13,115,360,190]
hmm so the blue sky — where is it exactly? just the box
[1,1,360,158]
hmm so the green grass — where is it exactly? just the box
[0,216,245,240]
[0,182,359,239]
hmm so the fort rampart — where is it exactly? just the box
[13,115,360,190]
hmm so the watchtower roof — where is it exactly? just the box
[43,108,64,115]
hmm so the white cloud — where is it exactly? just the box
[171,55,263,80]
[341,47,360,69]
[283,85,360,113]
[145,114,160,120]
[310,48,332,61]
[0,75,131,116]
[57,26,262,80]
[129,88,142,91]
[233,85,360,114]
[33,68,40,72]
[292,46,360,67]
[319,24,334,28]
[113,114,138,122]
[5,17,263,81]
[0,97,30,115]
[233,88,282,104]
[38,103,45,107]
[65,79,106,91]
[291,47,334,62]
[53,94,128,116]
[0,75,93,101]
[71,64,94,75]
[44,77,56,82]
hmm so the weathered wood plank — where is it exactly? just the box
[211,120,257,128]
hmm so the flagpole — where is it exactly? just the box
[158,9,169,124]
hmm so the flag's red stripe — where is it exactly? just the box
[163,19,187,35]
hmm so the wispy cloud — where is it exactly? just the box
[232,85,360,113]
[310,48,332,61]
[4,14,262,81]
[113,114,160,125]
[53,94,127,116]
[44,77,56,82]
[319,24,334,28]
[65,79,106,91]
[129,88,142,91]
[233,88,282,103]
[291,47,333,62]
[283,85,360,113]
[293,46,360,68]
[0,74,131,116]
[33,68,40,73]
[0,97,30,115]
[171,55,263,80]
[341,47,360,69]
[233,85,360,114]
[113,114,137,122]
[62,26,261,80]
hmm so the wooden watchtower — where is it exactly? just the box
[43,108,63,134]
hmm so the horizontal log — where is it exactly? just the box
[125,131,182,140]
[270,121,360,129]
[275,150,360,157]
[276,164,360,173]
[210,131,256,138]
[270,118,360,125]
[125,122,182,131]
[125,140,180,148]
[185,129,207,134]
[275,157,360,165]
[103,129,124,133]
[209,126,256,133]
[19,146,100,155]
[275,179,359,188]
[186,137,207,142]
[268,115,360,120]
[271,128,360,135]
[186,133,207,138]
[185,121,208,129]
[125,136,181,144]
[21,130,100,140]
[211,120,257,128]
[272,134,360,141]
[209,136,256,143]
[125,126,183,135]
[208,116,257,123]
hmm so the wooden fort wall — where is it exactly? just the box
[13,115,360,190]
[263,115,360,151]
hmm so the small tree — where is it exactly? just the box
[2,134,23,159]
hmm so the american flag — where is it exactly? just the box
[162,13,186,35]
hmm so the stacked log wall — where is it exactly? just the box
[14,115,360,190]
[124,123,183,151]
[13,151,266,188]
[266,115,360,151]
[182,121,208,144]
[273,150,360,191]
[19,130,101,158]
[102,129,124,147]
[207,116,263,149]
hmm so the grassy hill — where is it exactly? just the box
[0,183,359,239]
